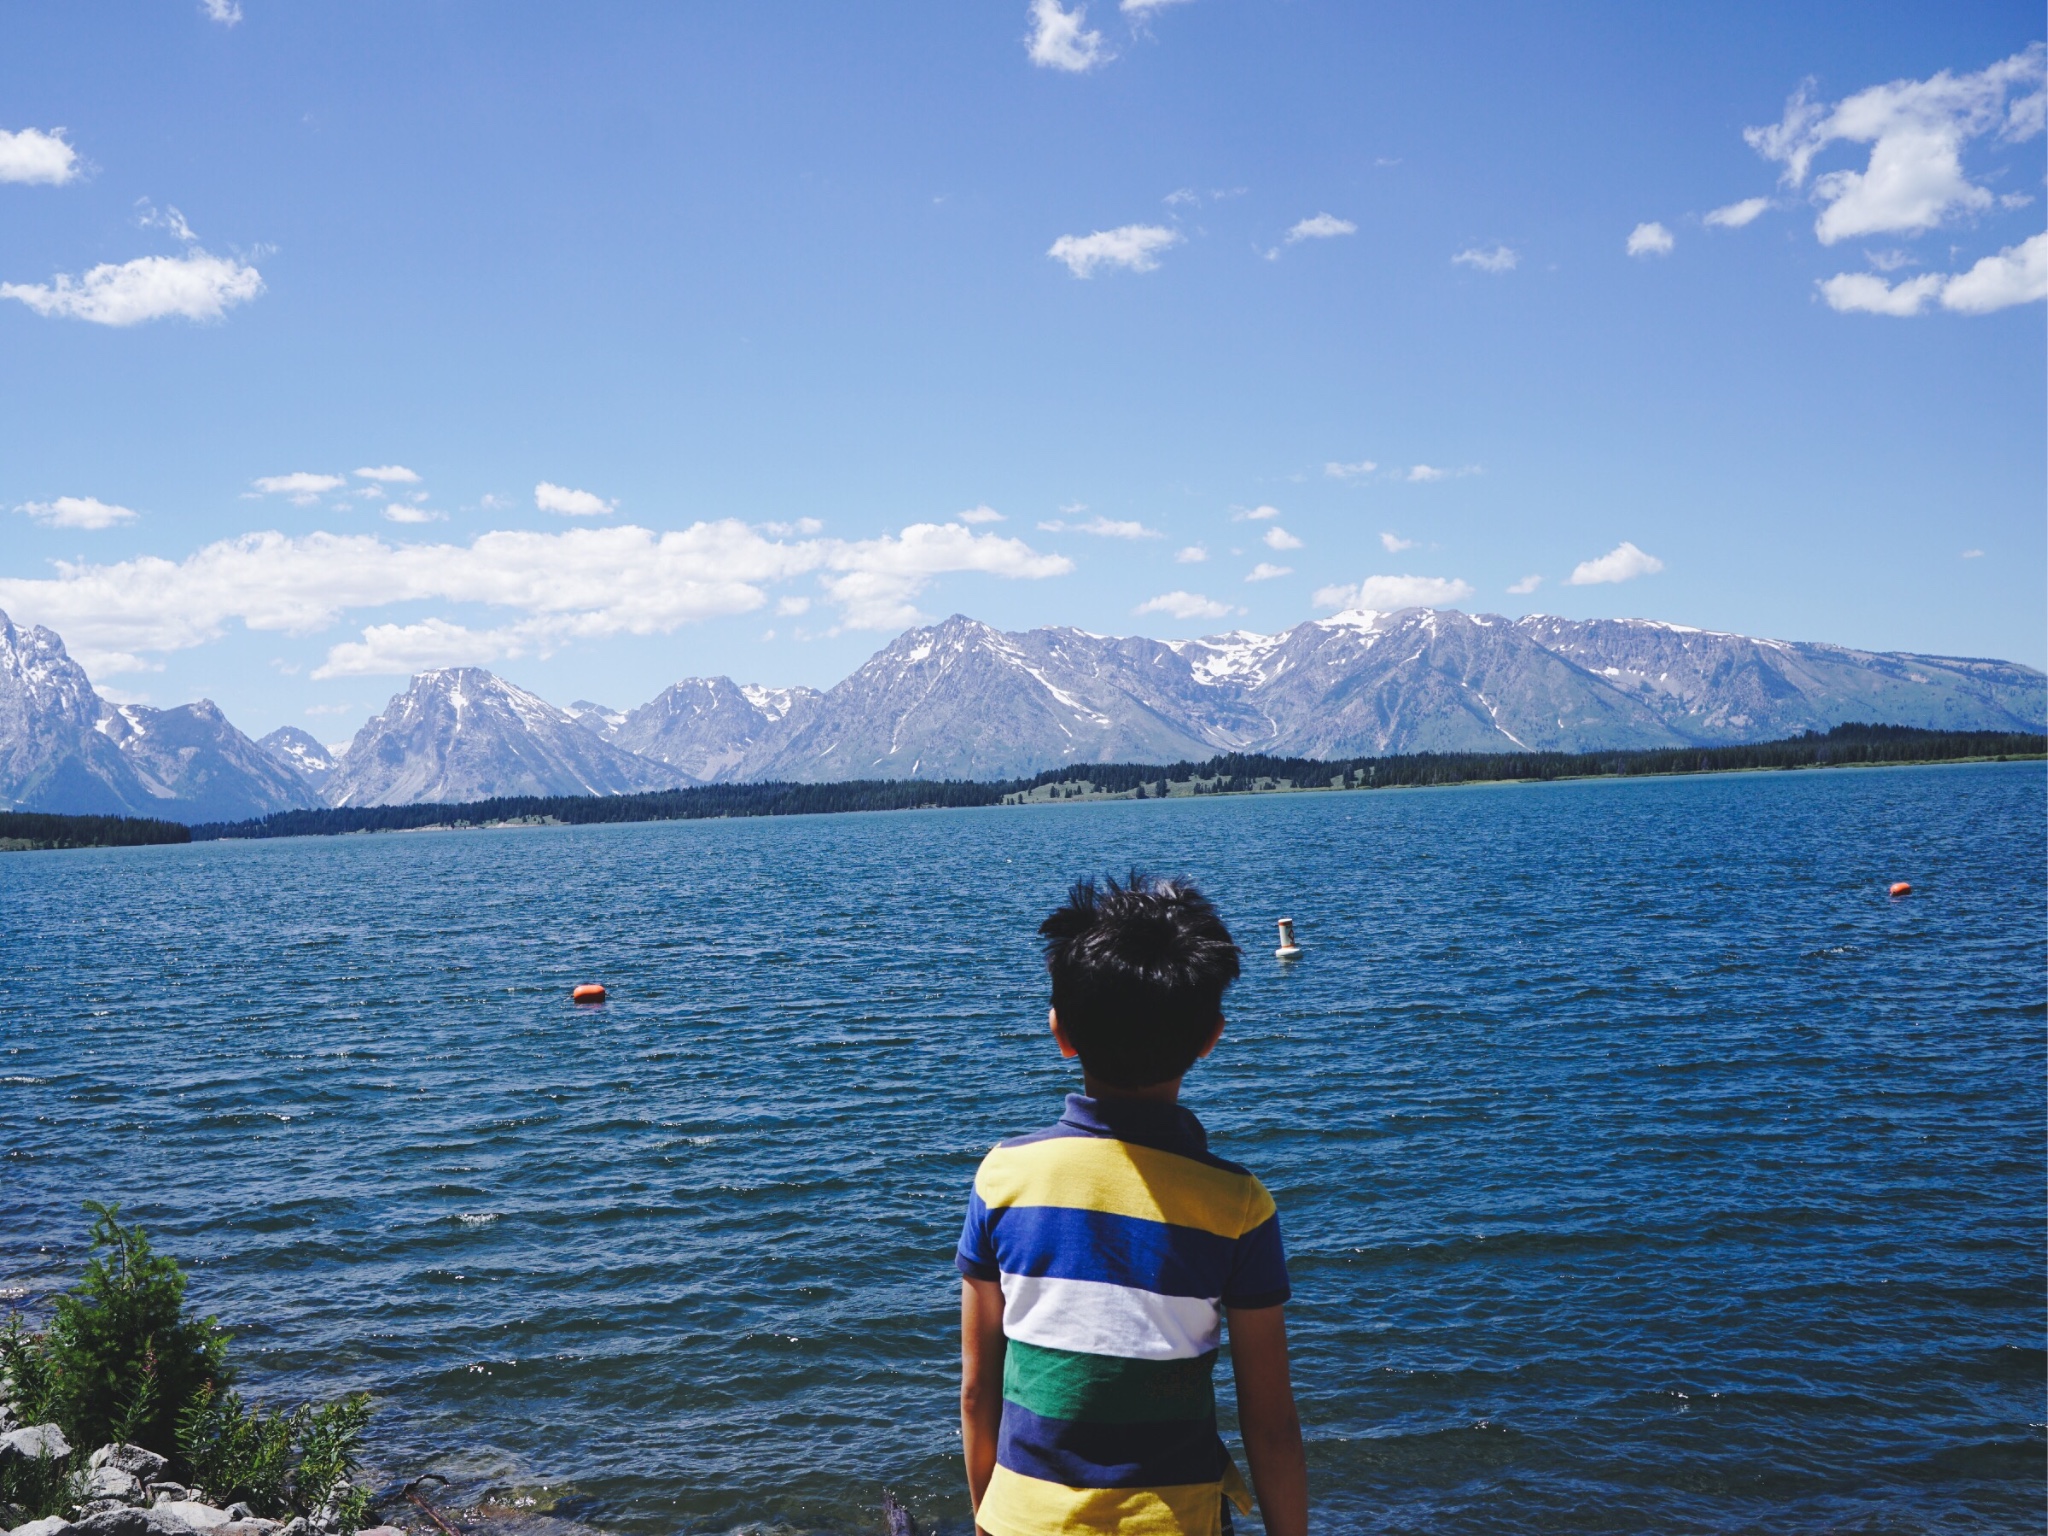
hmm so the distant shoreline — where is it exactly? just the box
[2,725,2039,852]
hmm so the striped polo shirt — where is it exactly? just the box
[956,1094,1290,1536]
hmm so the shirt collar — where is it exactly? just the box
[1060,1092,1210,1158]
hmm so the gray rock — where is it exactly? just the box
[0,1424,71,1464]
[217,1512,250,1526]
[0,1401,17,1432]
[149,1505,230,1533]
[71,1510,199,1536]
[84,1471,140,1507]
[9,1517,74,1536]
[276,1519,307,1536]
[89,1449,167,1487]
[143,1489,188,1509]
[71,1504,130,1523]
[214,1521,282,1536]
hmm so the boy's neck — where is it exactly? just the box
[1080,1071,1184,1106]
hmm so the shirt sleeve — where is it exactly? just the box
[1222,1190,1290,1310]
[955,1178,1000,1281]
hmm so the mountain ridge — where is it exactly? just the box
[3,603,2042,814]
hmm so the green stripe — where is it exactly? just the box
[1002,1338,1218,1425]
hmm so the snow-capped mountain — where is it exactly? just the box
[593,676,824,783]
[97,702,317,822]
[0,607,150,815]
[0,608,315,821]
[259,726,343,793]
[323,667,681,807]
[741,617,1253,781]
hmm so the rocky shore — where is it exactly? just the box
[0,1427,387,1536]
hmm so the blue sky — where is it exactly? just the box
[1,2,2041,739]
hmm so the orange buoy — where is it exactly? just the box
[1888,881,1912,898]
[572,983,607,1004]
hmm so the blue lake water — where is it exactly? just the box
[3,762,2044,1535]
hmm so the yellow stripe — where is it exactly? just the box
[975,1137,1273,1239]
[976,1463,1224,1536]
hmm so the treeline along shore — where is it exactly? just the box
[3,725,2040,851]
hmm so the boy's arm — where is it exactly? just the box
[1227,1304,1307,1536]
[960,1276,1007,1512]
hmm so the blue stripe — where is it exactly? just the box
[957,1188,999,1279]
[986,1204,1237,1298]
[996,1399,1226,1490]
[1221,1211,1290,1308]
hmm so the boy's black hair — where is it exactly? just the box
[1039,872,1242,1090]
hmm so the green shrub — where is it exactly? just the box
[176,1384,301,1514]
[35,1202,232,1457]
[1,1205,375,1534]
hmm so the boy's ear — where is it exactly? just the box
[1195,1013,1226,1060]
[1048,1007,1081,1060]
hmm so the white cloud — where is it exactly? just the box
[0,128,79,186]
[1232,504,1281,521]
[1262,526,1303,551]
[1939,231,2048,312]
[254,472,346,505]
[1037,514,1162,539]
[316,618,507,677]
[0,520,1073,674]
[1818,270,1945,315]
[1406,465,1444,483]
[1311,574,1475,611]
[1048,223,1181,277]
[1820,232,2046,315]
[776,595,812,615]
[1324,460,1376,479]
[1627,221,1676,257]
[355,465,420,484]
[1380,532,1416,553]
[201,0,243,23]
[1285,213,1356,244]
[1567,541,1665,585]
[383,504,443,524]
[135,201,197,242]
[956,504,1005,524]
[1245,562,1291,582]
[1174,544,1208,563]
[1961,548,1984,559]
[17,496,139,530]
[1705,197,1770,228]
[1452,245,1517,273]
[1027,0,1110,72]
[1507,573,1542,595]
[535,481,615,517]
[1134,590,1232,621]
[1745,47,2045,244]
[1121,0,1190,11]
[0,249,263,325]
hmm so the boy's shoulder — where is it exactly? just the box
[980,1118,1260,1181]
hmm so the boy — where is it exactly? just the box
[957,875,1308,1536]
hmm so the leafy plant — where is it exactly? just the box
[2,1205,376,1534]
[176,1383,301,1514]
[37,1202,232,1457]
[291,1395,373,1532]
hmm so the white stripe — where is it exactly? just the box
[999,1273,1222,1361]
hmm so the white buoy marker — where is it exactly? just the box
[1275,917,1303,960]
